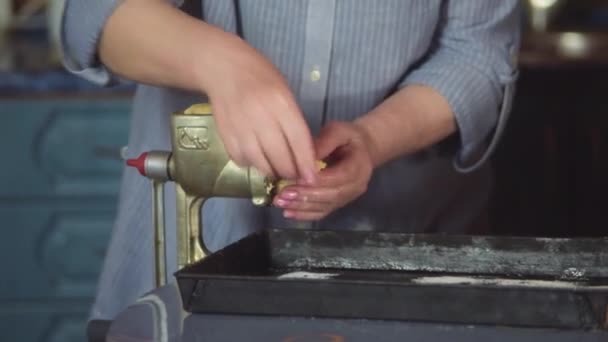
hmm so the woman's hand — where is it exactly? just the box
[273,121,375,220]
[99,0,317,183]
[197,34,317,183]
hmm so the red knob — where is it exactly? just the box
[126,152,148,176]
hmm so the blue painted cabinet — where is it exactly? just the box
[0,96,131,342]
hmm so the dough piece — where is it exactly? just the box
[276,160,327,193]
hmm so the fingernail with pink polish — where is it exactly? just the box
[275,198,289,207]
[284,210,294,218]
[280,190,298,200]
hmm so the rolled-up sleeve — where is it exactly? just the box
[60,0,185,86]
[400,0,521,172]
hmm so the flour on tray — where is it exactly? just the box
[278,271,338,280]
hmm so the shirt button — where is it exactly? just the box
[310,66,321,82]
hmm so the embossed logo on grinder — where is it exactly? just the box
[177,126,210,150]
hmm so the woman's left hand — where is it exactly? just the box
[273,121,376,221]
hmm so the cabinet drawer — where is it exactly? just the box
[0,306,90,342]
[0,98,131,197]
[0,203,116,299]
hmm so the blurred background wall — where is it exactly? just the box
[491,0,608,238]
[0,0,607,341]
[0,1,133,341]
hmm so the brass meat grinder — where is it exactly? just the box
[126,103,281,287]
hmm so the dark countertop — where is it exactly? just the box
[101,281,608,342]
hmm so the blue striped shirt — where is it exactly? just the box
[62,0,521,319]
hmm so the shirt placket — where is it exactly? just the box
[298,0,336,136]
[276,0,337,230]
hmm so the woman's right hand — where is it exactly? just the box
[195,32,317,184]
[98,0,315,182]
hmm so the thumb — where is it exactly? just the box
[314,122,351,160]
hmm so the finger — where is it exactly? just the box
[283,209,327,221]
[221,101,275,175]
[315,151,360,187]
[256,113,298,180]
[277,99,317,184]
[225,134,246,167]
[213,104,247,166]
[277,186,339,203]
[240,133,274,177]
[275,199,327,212]
[315,121,351,160]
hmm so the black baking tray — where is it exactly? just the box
[175,229,608,329]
